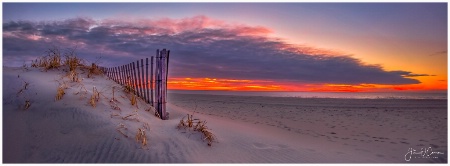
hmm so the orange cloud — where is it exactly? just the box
[168,77,282,91]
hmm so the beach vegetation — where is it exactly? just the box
[177,114,218,146]
[135,128,148,147]
[55,85,65,101]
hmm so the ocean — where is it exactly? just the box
[168,90,447,100]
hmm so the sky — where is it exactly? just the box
[2,3,448,92]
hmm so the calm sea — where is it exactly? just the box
[168,90,447,100]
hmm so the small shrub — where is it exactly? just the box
[68,70,80,82]
[65,55,82,72]
[90,87,99,107]
[87,63,102,78]
[177,114,217,146]
[55,86,65,101]
[45,47,62,70]
[135,128,148,147]
[131,94,137,106]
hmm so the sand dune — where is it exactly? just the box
[2,66,447,163]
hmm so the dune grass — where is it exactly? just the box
[177,114,218,146]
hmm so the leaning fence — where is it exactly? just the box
[100,49,170,120]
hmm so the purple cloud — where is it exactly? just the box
[3,16,428,85]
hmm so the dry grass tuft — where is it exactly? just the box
[64,54,82,72]
[202,128,217,146]
[135,128,148,147]
[90,86,100,107]
[116,123,128,138]
[110,113,121,118]
[110,100,121,111]
[68,70,80,82]
[87,63,102,78]
[177,117,186,129]
[24,100,31,110]
[31,59,39,68]
[122,110,140,122]
[177,114,218,146]
[187,114,194,128]
[43,47,63,70]
[55,85,65,101]
[130,94,137,106]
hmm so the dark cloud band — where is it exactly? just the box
[3,16,426,85]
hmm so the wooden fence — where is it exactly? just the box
[100,49,170,120]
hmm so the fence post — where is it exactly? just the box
[155,49,160,117]
[116,66,120,84]
[150,56,154,106]
[126,64,131,87]
[140,59,146,103]
[113,67,116,83]
[122,65,127,85]
[137,60,142,97]
[146,57,150,104]
[120,65,124,86]
[127,63,132,87]
[118,66,121,84]
[161,49,168,120]
[110,67,113,81]
[166,50,170,97]
[132,62,138,95]
[130,63,136,94]
[119,66,122,84]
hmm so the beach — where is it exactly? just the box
[169,93,448,163]
[3,66,447,163]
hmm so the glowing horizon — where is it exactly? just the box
[166,77,447,92]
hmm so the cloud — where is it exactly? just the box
[429,50,447,56]
[3,16,426,85]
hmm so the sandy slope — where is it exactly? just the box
[2,66,447,163]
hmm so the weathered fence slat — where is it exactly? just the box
[116,67,119,83]
[150,56,154,106]
[146,57,150,104]
[132,62,138,96]
[141,59,146,103]
[126,63,130,86]
[137,60,141,97]
[130,63,135,93]
[119,66,122,84]
[113,67,117,83]
[121,65,125,86]
[155,50,160,117]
